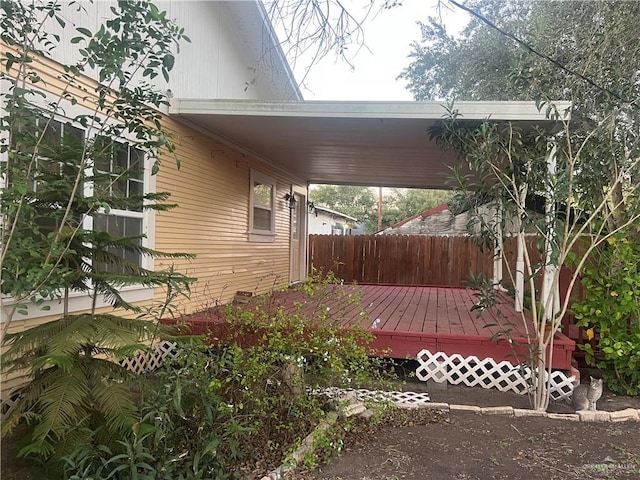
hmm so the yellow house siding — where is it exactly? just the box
[1,45,307,399]
[154,117,306,314]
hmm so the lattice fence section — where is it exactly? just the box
[120,341,179,374]
[2,342,180,421]
[416,350,575,401]
[316,387,431,405]
[0,393,21,421]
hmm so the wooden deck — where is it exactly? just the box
[166,284,575,370]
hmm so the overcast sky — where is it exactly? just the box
[285,0,470,101]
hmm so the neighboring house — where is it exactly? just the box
[381,203,532,236]
[1,0,569,395]
[381,203,465,236]
[308,205,357,235]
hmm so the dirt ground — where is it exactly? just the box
[303,382,640,480]
[4,383,640,480]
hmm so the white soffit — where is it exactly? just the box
[170,100,570,189]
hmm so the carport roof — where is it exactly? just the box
[169,99,570,189]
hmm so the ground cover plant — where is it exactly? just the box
[3,272,395,479]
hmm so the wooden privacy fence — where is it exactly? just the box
[308,234,544,287]
[309,234,492,286]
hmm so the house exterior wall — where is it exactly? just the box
[1,54,304,317]
[154,117,306,313]
[1,1,304,394]
[38,0,300,101]
[308,207,356,235]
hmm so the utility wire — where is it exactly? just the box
[448,0,631,105]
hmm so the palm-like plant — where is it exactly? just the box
[2,313,168,458]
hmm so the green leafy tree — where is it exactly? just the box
[435,100,640,409]
[401,0,640,226]
[1,0,192,335]
[382,188,451,228]
[402,0,640,399]
[572,233,640,395]
[0,0,194,467]
[310,185,450,233]
[310,184,377,231]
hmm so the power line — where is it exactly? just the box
[448,0,631,105]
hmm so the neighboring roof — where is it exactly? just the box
[170,99,571,189]
[312,205,357,222]
[391,203,449,229]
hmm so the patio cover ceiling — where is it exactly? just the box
[169,100,570,189]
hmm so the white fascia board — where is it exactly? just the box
[254,1,303,101]
[170,99,571,122]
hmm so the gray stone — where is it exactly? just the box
[513,408,546,417]
[609,408,640,422]
[420,402,450,412]
[359,409,375,420]
[546,413,580,421]
[481,406,514,416]
[577,411,611,422]
[339,401,366,417]
[449,404,481,413]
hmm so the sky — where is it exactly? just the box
[285,0,471,101]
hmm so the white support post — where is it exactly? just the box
[515,185,527,312]
[541,143,558,324]
[492,203,503,289]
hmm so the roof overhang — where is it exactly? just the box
[169,99,571,189]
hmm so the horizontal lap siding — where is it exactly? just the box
[155,118,304,314]
[1,49,305,326]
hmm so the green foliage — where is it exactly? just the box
[572,233,640,395]
[310,184,377,230]
[53,272,394,479]
[309,185,450,233]
[0,2,199,475]
[0,0,191,326]
[136,342,250,480]
[402,0,640,229]
[1,314,171,459]
[378,188,451,231]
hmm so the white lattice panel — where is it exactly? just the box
[316,387,431,405]
[120,341,179,374]
[416,350,575,401]
[0,393,20,421]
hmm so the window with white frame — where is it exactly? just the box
[2,100,154,320]
[11,115,85,195]
[7,115,87,239]
[92,137,146,273]
[249,170,276,242]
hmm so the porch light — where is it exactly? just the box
[284,192,297,210]
[307,201,317,216]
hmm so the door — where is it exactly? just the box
[290,192,306,283]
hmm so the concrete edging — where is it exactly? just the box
[261,399,639,479]
[413,402,640,423]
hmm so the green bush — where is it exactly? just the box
[572,233,640,395]
[58,272,394,479]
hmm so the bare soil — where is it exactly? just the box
[300,383,640,480]
[4,383,639,480]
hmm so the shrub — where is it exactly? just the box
[572,233,640,395]
[58,271,394,478]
